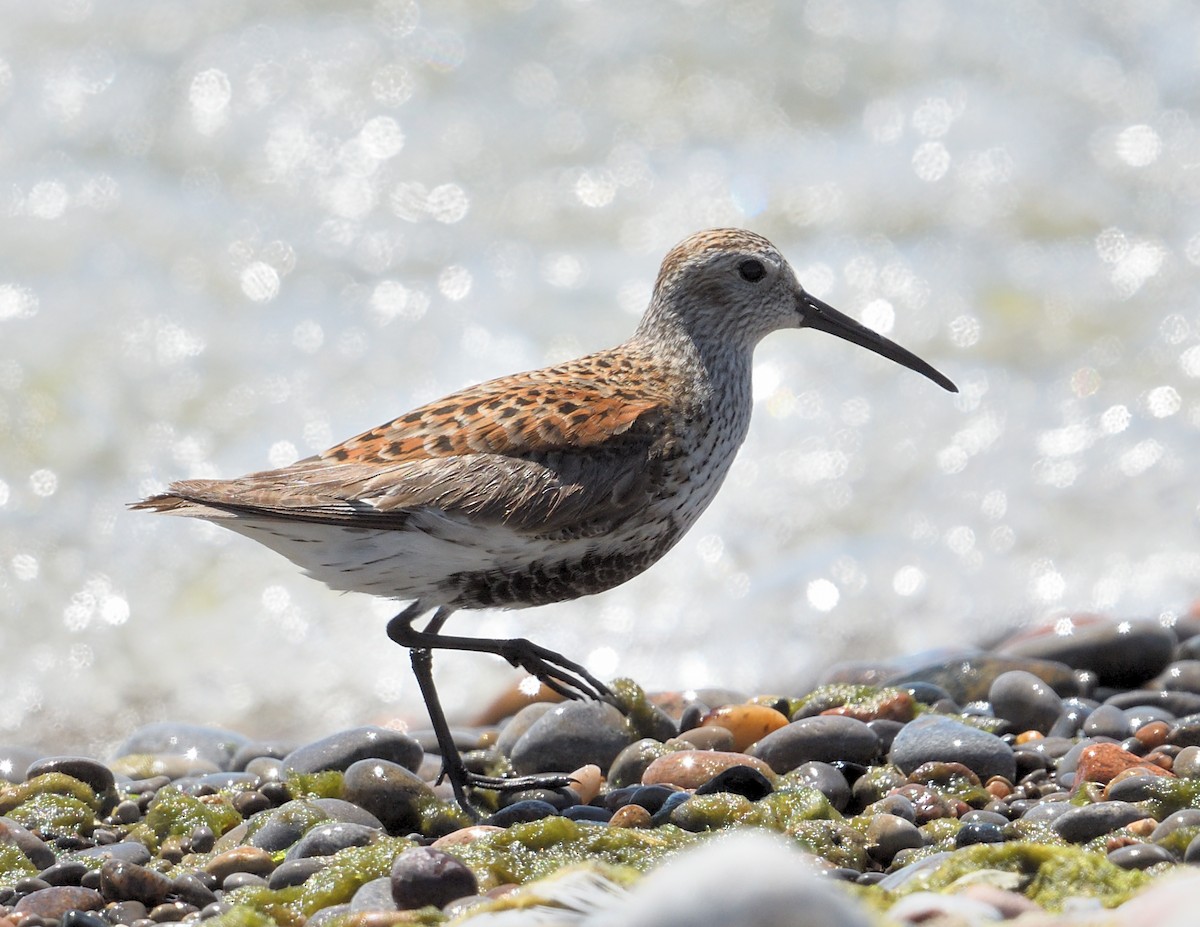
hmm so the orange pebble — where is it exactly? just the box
[1073,742,1174,787]
[609,804,652,828]
[700,703,789,751]
[1134,720,1170,749]
[1014,730,1045,745]
[641,750,776,789]
[431,825,504,849]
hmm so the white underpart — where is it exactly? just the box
[216,508,579,602]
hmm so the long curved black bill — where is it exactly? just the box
[800,291,957,393]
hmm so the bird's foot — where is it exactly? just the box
[463,770,576,792]
[437,757,579,820]
[496,637,613,703]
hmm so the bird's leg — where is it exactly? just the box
[387,604,584,818]
[389,612,612,704]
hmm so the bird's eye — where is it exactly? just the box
[738,259,766,282]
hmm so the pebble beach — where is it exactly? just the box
[6,611,1200,926]
[5,3,1200,927]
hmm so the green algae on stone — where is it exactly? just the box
[669,793,754,831]
[886,842,1149,911]
[611,677,676,741]
[787,819,870,870]
[244,799,331,851]
[849,765,908,807]
[787,684,914,721]
[0,841,37,885]
[0,772,101,816]
[284,770,344,801]
[192,903,279,927]
[1130,774,1200,820]
[6,791,96,838]
[917,817,962,853]
[452,816,698,889]
[665,787,861,867]
[1153,823,1200,859]
[225,836,413,923]
[132,786,242,849]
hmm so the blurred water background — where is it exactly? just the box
[2,1,1199,753]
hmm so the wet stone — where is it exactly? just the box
[309,797,386,829]
[889,715,1016,783]
[286,822,380,860]
[1052,801,1147,843]
[1186,833,1200,863]
[1049,699,1097,738]
[509,701,633,776]
[1149,808,1200,843]
[989,670,1062,734]
[1169,716,1200,749]
[282,726,423,775]
[1156,658,1200,696]
[248,800,330,851]
[693,764,773,801]
[495,703,556,757]
[203,846,276,881]
[673,725,735,751]
[99,861,173,906]
[1107,689,1200,717]
[496,785,577,810]
[61,910,108,927]
[0,816,56,869]
[563,804,612,824]
[115,723,249,771]
[390,847,479,911]
[149,901,197,922]
[867,793,917,823]
[642,750,774,790]
[164,873,214,909]
[231,790,272,819]
[955,821,1007,847]
[866,719,904,753]
[305,904,351,927]
[1082,704,1133,739]
[790,761,851,812]
[341,759,435,836]
[13,886,104,919]
[698,703,789,752]
[607,738,669,789]
[223,872,268,890]
[748,716,880,773]
[349,876,396,913]
[37,860,89,886]
[229,740,294,772]
[866,814,923,863]
[483,799,559,828]
[1173,745,1200,777]
[884,654,1078,704]
[269,858,330,890]
[25,757,116,799]
[1107,843,1175,869]
[105,900,148,924]
[997,619,1175,688]
[1106,772,1174,803]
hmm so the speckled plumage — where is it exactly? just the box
[133,228,956,813]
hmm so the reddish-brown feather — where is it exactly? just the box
[320,361,671,466]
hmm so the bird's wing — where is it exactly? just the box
[134,363,680,537]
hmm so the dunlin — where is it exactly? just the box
[133,228,956,813]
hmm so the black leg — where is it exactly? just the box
[388,617,612,704]
[386,603,590,818]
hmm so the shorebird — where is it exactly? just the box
[133,228,956,814]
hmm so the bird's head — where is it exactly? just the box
[643,228,956,392]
